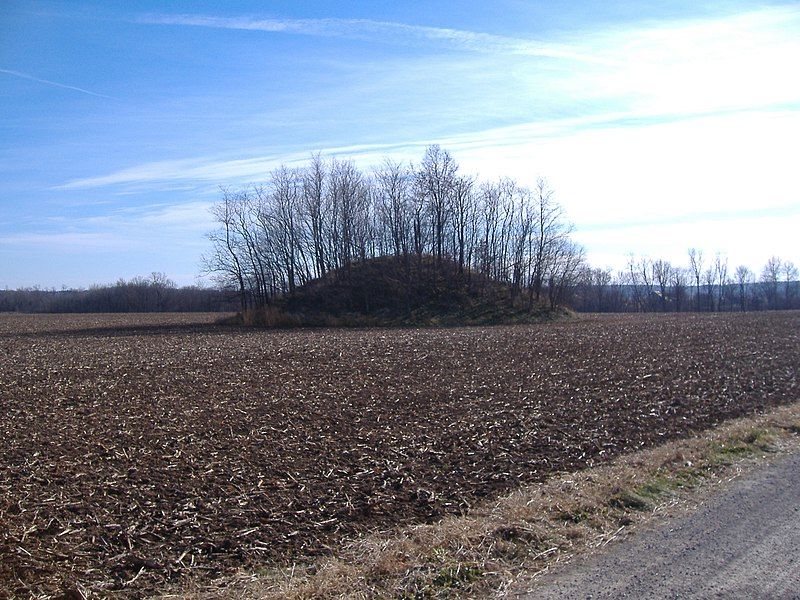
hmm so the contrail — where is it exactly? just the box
[0,68,116,99]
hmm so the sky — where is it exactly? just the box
[1,0,798,288]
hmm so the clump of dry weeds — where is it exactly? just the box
[174,402,800,600]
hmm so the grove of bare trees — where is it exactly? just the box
[0,273,234,313]
[573,251,800,313]
[204,145,585,311]
[6,145,796,317]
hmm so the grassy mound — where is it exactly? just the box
[228,256,568,327]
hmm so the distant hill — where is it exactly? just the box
[228,256,568,327]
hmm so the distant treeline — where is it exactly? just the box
[205,145,584,311]
[572,253,799,312]
[0,273,237,313]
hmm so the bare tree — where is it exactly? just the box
[638,257,655,311]
[761,256,782,309]
[703,266,716,312]
[478,180,501,280]
[576,266,614,312]
[713,253,729,312]
[783,260,798,309]
[626,254,644,312]
[734,265,752,311]
[547,240,585,308]
[415,145,457,264]
[530,178,568,304]
[270,167,305,294]
[301,153,328,279]
[374,158,412,259]
[688,248,704,311]
[149,272,175,311]
[671,267,688,312]
[652,259,672,312]
[450,175,476,276]
[204,190,248,312]
[329,159,369,273]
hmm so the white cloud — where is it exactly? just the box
[576,8,800,116]
[450,109,800,218]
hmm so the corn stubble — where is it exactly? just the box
[0,311,798,597]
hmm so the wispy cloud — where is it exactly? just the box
[57,155,298,190]
[58,140,433,190]
[140,13,610,65]
[56,104,790,192]
[118,200,216,233]
[139,7,800,125]
[0,68,116,99]
[0,231,123,249]
[0,200,216,251]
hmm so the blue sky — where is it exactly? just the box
[1,1,798,288]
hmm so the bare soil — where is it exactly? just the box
[1,311,798,597]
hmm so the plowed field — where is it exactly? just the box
[1,312,798,597]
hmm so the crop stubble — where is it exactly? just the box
[0,311,798,596]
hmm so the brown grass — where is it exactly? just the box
[172,402,800,599]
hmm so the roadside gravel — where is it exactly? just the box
[518,451,800,599]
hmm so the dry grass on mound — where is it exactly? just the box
[174,402,800,600]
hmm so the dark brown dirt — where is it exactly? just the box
[1,311,798,597]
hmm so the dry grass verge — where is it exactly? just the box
[170,402,800,599]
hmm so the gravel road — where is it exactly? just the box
[516,451,800,599]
